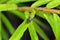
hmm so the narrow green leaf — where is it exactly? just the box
[36,11,52,19]
[44,13,60,40]
[43,13,56,37]
[34,18,49,31]
[31,0,51,8]
[53,14,60,40]
[0,20,1,40]
[46,0,60,8]
[0,11,1,21]
[0,4,17,11]
[9,19,30,40]
[8,0,36,3]
[28,21,38,40]
[1,13,15,34]
[11,10,25,19]
[33,21,49,40]
[2,26,9,40]
[0,0,7,3]
[36,11,45,19]
[1,20,9,40]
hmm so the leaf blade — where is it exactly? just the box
[1,13,15,34]
[2,26,9,40]
[11,10,25,19]
[53,14,60,40]
[46,0,60,8]
[31,0,51,8]
[33,21,49,40]
[0,4,17,11]
[28,21,39,40]
[8,0,36,3]
[9,19,29,40]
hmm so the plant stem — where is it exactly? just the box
[18,7,60,14]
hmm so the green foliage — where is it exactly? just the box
[8,0,36,3]
[0,0,7,3]
[0,0,60,40]
[36,11,60,40]
[0,20,1,40]
[28,21,38,40]
[11,10,25,19]
[2,26,9,40]
[46,0,60,8]
[53,14,60,40]
[1,13,15,34]
[0,4,17,11]
[43,13,60,40]
[31,0,51,8]
[9,19,30,40]
[33,22,49,40]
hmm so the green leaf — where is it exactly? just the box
[0,20,1,40]
[28,21,38,40]
[31,0,51,8]
[2,26,9,40]
[9,19,30,40]
[11,10,25,19]
[43,13,56,37]
[36,11,45,19]
[8,0,36,4]
[53,14,60,40]
[36,11,51,19]
[34,18,49,31]
[24,11,30,19]
[0,0,7,3]
[43,13,60,40]
[33,21,49,40]
[46,0,60,8]
[1,13,15,34]
[1,20,9,40]
[0,4,17,11]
